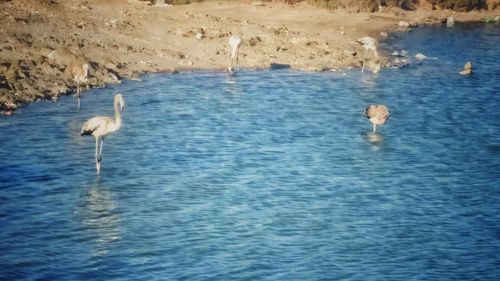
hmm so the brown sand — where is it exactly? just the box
[0,0,496,113]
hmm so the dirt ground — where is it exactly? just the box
[0,0,497,113]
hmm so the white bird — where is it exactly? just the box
[446,16,455,27]
[356,36,379,72]
[369,61,381,74]
[228,35,242,73]
[415,53,427,61]
[69,61,89,111]
[364,104,389,132]
[81,94,125,174]
[459,61,472,75]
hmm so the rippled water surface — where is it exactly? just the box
[1,24,499,280]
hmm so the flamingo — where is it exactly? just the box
[364,104,389,132]
[415,53,427,61]
[459,61,472,75]
[69,61,89,111]
[356,36,379,72]
[81,94,125,174]
[228,35,242,73]
[446,16,455,27]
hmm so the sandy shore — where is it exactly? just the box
[0,0,497,113]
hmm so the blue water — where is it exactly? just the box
[1,24,499,280]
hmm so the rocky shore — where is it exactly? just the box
[0,0,497,114]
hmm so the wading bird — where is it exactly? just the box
[364,104,389,132]
[415,53,427,61]
[356,36,379,72]
[228,35,242,73]
[459,61,472,75]
[81,94,125,174]
[69,61,89,111]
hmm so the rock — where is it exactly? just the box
[49,83,68,94]
[2,65,18,84]
[39,61,61,77]
[380,32,388,37]
[152,0,168,6]
[108,18,118,28]
[252,1,265,6]
[108,72,118,81]
[388,57,409,69]
[104,62,117,71]
[483,16,498,23]
[4,102,17,110]
[397,21,412,32]
[344,49,357,56]
[248,36,261,46]
[392,50,409,58]
[399,21,410,27]
[178,60,193,66]
[47,49,79,69]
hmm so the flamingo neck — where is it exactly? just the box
[231,47,238,60]
[114,101,122,130]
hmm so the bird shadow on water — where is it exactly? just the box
[75,177,121,258]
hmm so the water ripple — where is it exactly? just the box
[0,24,499,280]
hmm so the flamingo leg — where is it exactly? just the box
[77,82,81,111]
[98,138,104,164]
[228,48,233,73]
[362,49,367,72]
[229,46,239,73]
[228,56,235,73]
[95,137,100,174]
[373,123,377,132]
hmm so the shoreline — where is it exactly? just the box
[0,0,498,114]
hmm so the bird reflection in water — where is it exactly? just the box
[76,179,121,257]
[364,132,384,151]
[226,72,237,84]
[359,72,380,90]
[225,73,241,95]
